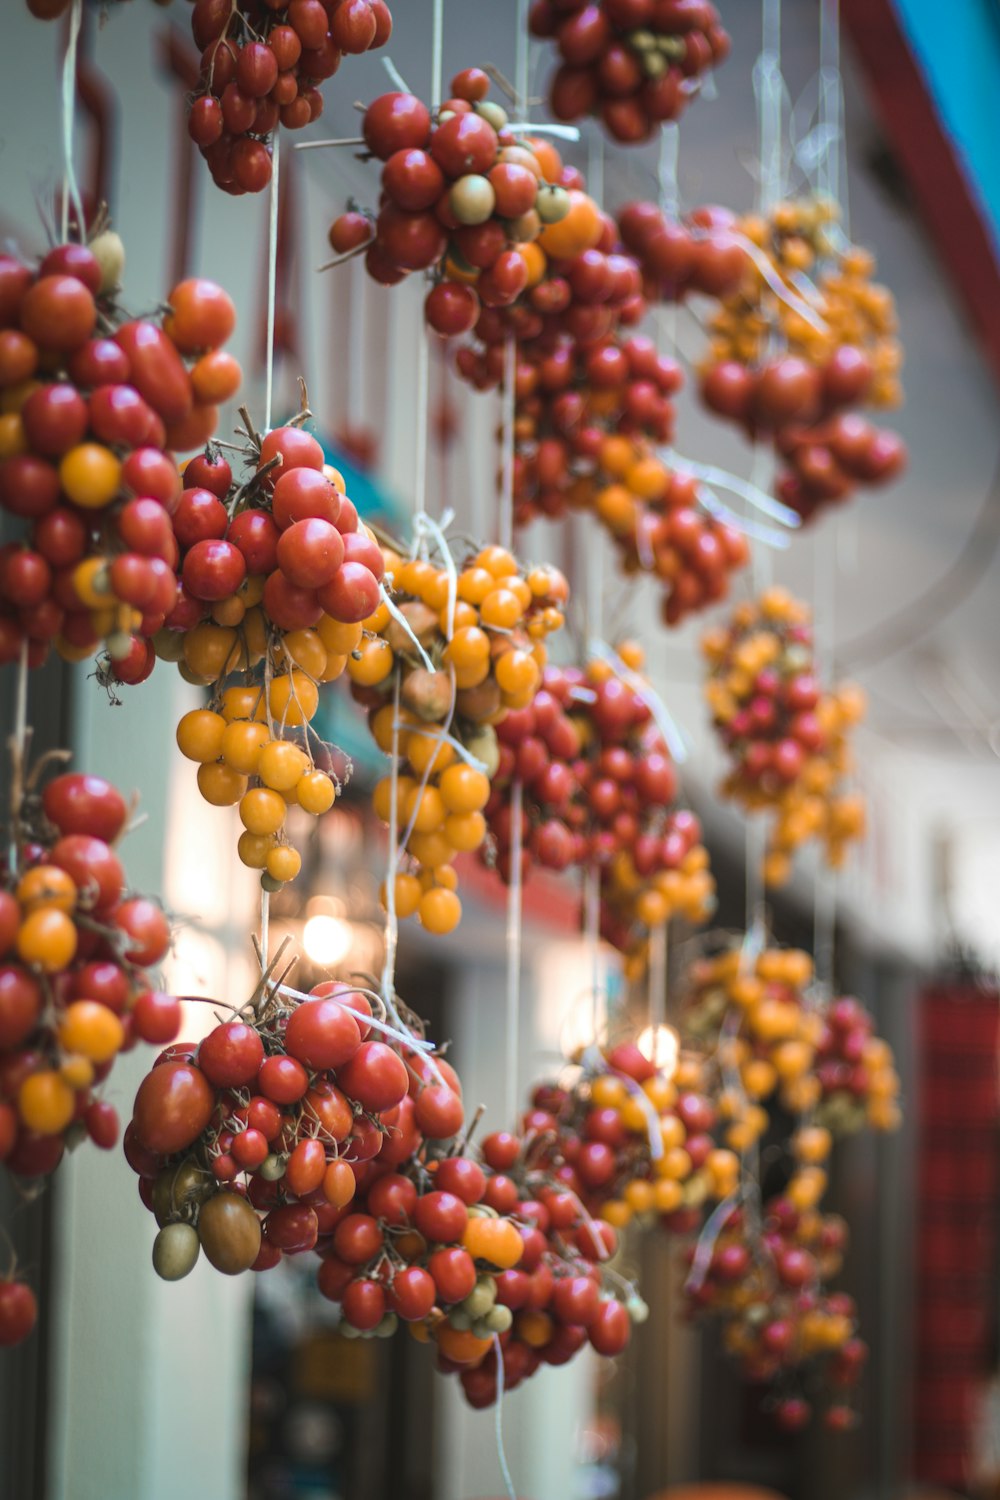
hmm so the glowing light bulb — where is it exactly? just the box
[636,1022,679,1077]
[303,914,353,967]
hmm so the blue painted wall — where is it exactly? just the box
[892,0,1000,255]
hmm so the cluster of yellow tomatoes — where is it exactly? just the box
[706,197,903,409]
[350,542,569,935]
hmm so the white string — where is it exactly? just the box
[8,641,29,870]
[412,510,457,640]
[664,450,801,528]
[378,583,436,673]
[648,922,667,1038]
[264,129,281,434]
[274,982,437,1053]
[744,818,767,941]
[696,486,793,550]
[724,232,827,332]
[347,257,365,431]
[584,1044,664,1161]
[684,1190,741,1293]
[584,867,603,1042]
[60,0,85,244]
[514,0,530,120]
[658,124,680,353]
[380,674,403,1008]
[504,122,579,141]
[505,779,523,1125]
[414,330,430,516]
[587,126,604,205]
[755,0,785,216]
[381,56,413,94]
[492,1336,517,1500]
[430,0,444,109]
[498,332,517,552]
[587,639,687,764]
[819,0,843,219]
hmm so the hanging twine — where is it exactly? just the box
[60,0,85,244]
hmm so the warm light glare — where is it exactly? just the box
[637,1023,680,1077]
[303,914,353,967]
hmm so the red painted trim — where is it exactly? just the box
[455,851,581,934]
[841,0,1000,388]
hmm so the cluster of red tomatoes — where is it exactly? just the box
[317,1132,526,1348]
[167,420,385,886]
[188,0,392,194]
[683,1189,866,1434]
[596,437,750,625]
[128,978,451,1280]
[349,540,568,936]
[329,71,578,325]
[529,0,729,144]
[0,240,238,680]
[485,653,715,977]
[531,1040,737,1232]
[814,994,902,1135]
[1,769,180,1346]
[702,590,867,885]
[617,200,748,302]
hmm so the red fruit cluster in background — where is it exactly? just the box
[1,767,181,1344]
[617,201,746,302]
[683,1194,867,1433]
[0,244,239,681]
[452,1117,638,1408]
[530,0,730,144]
[188,0,393,194]
[695,199,907,523]
[702,352,907,522]
[485,655,715,978]
[509,329,679,523]
[329,72,577,324]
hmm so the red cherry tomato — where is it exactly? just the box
[42,772,128,842]
[132,1061,215,1155]
[198,1021,265,1088]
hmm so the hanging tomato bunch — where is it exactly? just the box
[617,200,747,302]
[188,0,393,194]
[0,237,239,681]
[702,590,866,885]
[129,967,458,1281]
[317,1112,527,1348]
[524,1040,736,1232]
[486,650,715,975]
[683,1190,865,1432]
[1,767,180,1172]
[595,438,750,625]
[0,760,181,1342]
[348,538,568,936]
[328,70,578,325]
[170,410,382,888]
[697,198,907,522]
[528,0,730,144]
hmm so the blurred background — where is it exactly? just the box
[1,2,999,1499]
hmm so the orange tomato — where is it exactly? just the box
[16,908,77,971]
[538,190,602,258]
